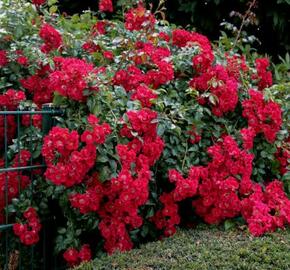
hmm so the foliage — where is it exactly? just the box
[0,0,289,268]
[264,83,290,194]
[272,54,290,84]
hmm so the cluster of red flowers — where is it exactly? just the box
[39,23,62,53]
[191,33,214,73]
[13,207,41,245]
[15,50,29,67]
[81,114,111,145]
[92,21,108,36]
[70,173,103,214]
[131,84,157,107]
[169,167,199,202]
[0,89,26,150]
[172,29,214,72]
[70,109,164,254]
[42,115,110,187]
[11,149,32,168]
[240,128,256,150]
[253,58,273,91]
[98,0,113,13]
[172,29,192,47]
[21,114,42,129]
[49,57,95,101]
[121,109,157,138]
[0,115,16,151]
[151,192,180,237]
[113,65,145,91]
[188,126,202,144]
[0,150,31,224]
[171,29,245,117]
[242,89,282,143]
[152,167,199,236]
[20,64,53,106]
[190,65,238,116]
[158,32,170,42]
[225,53,249,81]
[98,109,163,253]
[0,50,8,67]
[43,141,95,187]
[192,136,254,224]
[42,126,79,166]
[0,49,28,68]
[139,42,174,89]
[0,89,26,110]
[42,127,92,187]
[242,181,290,236]
[113,41,174,92]
[82,41,101,54]
[153,136,290,238]
[63,244,91,267]
[125,4,155,32]
[275,144,290,175]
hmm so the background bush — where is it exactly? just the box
[58,0,290,60]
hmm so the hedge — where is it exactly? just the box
[76,226,290,270]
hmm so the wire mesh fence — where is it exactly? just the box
[0,104,65,270]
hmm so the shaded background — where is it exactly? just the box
[58,0,290,60]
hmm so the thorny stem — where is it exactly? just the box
[233,0,257,49]
[153,0,167,19]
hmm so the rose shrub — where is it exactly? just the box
[0,0,289,267]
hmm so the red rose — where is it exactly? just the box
[103,51,114,60]
[79,244,92,262]
[98,0,113,13]
[0,50,8,67]
[63,248,79,266]
[23,207,37,220]
[32,0,46,5]
[13,223,28,236]
[20,230,39,245]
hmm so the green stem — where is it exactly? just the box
[182,141,189,171]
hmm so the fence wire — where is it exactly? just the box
[0,105,65,270]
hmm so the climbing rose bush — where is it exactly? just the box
[0,0,289,267]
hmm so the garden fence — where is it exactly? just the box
[0,104,64,270]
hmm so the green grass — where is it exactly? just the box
[76,226,290,270]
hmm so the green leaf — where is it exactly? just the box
[58,228,66,234]
[98,155,108,163]
[49,5,58,14]
[157,124,166,136]
[224,219,235,231]
[141,225,149,238]
[53,93,66,106]
[48,0,58,5]
[146,208,155,218]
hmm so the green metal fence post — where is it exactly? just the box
[42,104,55,135]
